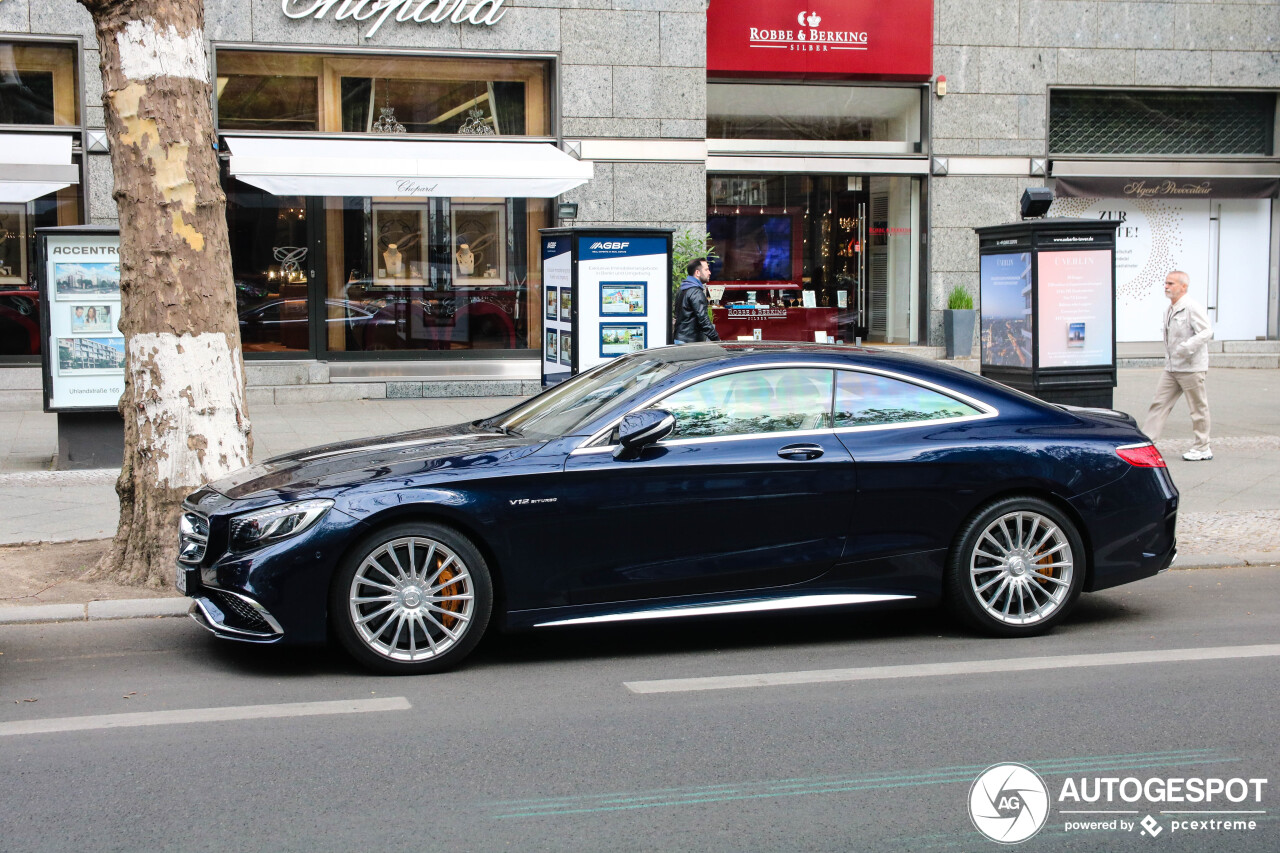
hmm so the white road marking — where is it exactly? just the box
[0,697,411,737]
[624,644,1280,694]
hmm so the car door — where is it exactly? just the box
[554,366,856,606]
[830,368,993,565]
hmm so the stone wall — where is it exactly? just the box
[6,0,707,235]
[928,0,1280,345]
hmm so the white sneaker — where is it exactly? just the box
[1182,448,1213,461]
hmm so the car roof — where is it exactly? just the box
[631,342,1047,411]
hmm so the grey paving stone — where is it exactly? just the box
[387,382,424,398]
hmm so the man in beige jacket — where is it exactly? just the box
[1143,270,1214,460]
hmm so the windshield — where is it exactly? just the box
[481,355,681,439]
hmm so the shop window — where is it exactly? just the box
[708,83,921,147]
[215,51,549,136]
[1049,90,1277,156]
[325,195,548,354]
[707,173,920,346]
[226,181,311,352]
[0,42,79,126]
[834,372,978,428]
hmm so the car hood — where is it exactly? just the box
[209,423,538,500]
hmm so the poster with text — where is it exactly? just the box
[540,236,572,383]
[576,237,669,371]
[43,233,125,411]
[980,252,1032,368]
[1036,250,1114,368]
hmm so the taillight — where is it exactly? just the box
[1116,443,1166,468]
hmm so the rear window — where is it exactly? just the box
[834,371,981,427]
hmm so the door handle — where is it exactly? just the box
[778,443,824,461]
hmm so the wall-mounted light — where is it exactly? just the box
[557,202,578,219]
[935,75,947,98]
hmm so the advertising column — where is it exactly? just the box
[37,226,124,468]
[576,235,670,372]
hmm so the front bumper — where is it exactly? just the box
[188,589,285,643]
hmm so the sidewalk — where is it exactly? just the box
[1,368,1277,624]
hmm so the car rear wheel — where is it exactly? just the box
[330,522,492,674]
[945,497,1085,637]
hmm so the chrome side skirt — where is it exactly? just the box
[533,593,915,628]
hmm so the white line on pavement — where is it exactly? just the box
[0,696,412,737]
[624,644,1280,694]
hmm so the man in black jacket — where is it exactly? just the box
[673,257,720,344]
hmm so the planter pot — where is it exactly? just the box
[944,308,976,359]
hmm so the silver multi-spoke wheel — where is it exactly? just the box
[968,510,1074,626]
[348,536,475,662]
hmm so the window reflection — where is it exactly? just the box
[834,372,979,427]
[227,182,311,352]
[0,42,79,126]
[657,368,834,438]
[215,51,548,137]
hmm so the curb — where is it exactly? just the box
[0,597,189,625]
[1171,551,1280,570]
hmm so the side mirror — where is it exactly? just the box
[613,409,675,460]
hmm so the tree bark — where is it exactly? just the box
[78,0,252,587]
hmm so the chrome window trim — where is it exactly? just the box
[569,361,998,455]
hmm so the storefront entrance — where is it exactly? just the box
[706,173,920,345]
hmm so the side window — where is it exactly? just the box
[834,371,980,427]
[653,368,833,438]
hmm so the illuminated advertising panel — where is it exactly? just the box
[1036,250,1114,368]
[979,252,1031,369]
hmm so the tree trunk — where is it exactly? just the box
[78,0,252,587]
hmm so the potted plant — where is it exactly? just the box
[944,284,976,358]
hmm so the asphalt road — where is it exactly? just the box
[2,565,1278,852]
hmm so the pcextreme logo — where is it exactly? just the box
[969,762,1270,845]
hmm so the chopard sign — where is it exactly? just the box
[282,0,507,39]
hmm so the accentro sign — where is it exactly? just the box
[282,0,507,39]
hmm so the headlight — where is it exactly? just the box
[228,499,333,553]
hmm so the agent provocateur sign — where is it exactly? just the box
[282,0,507,39]
[1055,174,1280,201]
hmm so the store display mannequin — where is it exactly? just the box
[456,243,477,277]
[382,243,403,277]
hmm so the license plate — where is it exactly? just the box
[176,566,187,595]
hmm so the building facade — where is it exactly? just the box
[0,0,1276,407]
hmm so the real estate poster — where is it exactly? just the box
[42,232,125,411]
[1036,250,1114,368]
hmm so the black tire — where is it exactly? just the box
[330,521,493,674]
[944,496,1086,637]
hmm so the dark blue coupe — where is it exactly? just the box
[179,343,1178,673]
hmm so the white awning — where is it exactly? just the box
[225,137,593,199]
[0,135,79,202]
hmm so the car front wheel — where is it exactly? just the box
[945,497,1085,637]
[330,522,492,674]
